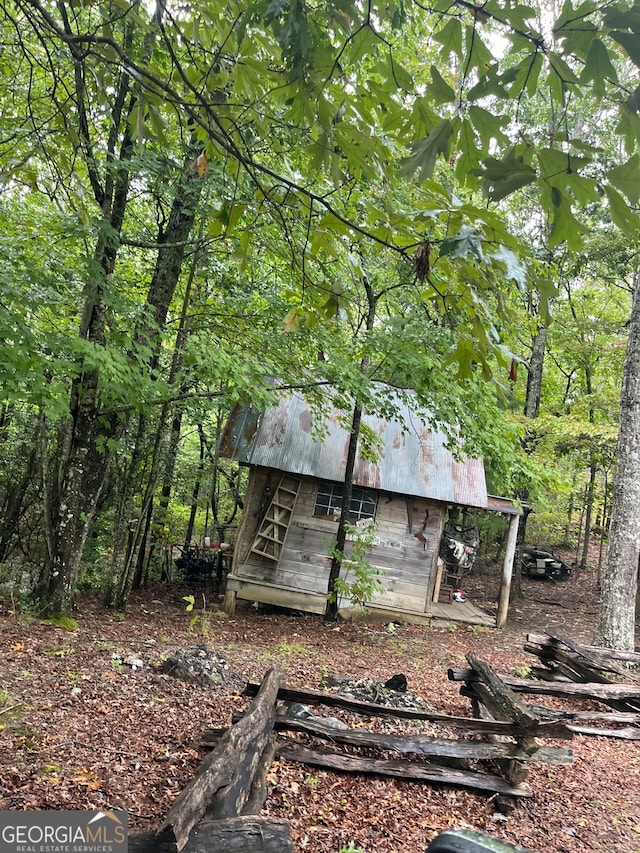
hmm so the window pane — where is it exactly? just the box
[315,481,376,520]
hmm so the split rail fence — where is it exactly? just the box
[129,630,639,852]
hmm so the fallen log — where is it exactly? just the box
[181,818,293,853]
[523,642,614,684]
[131,818,293,853]
[554,724,640,740]
[461,682,534,788]
[242,733,278,816]
[242,682,573,738]
[527,703,640,725]
[275,737,533,797]
[156,667,282,852]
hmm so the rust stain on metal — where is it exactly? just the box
[299,408,312,434]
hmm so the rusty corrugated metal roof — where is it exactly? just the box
[220,391,490,508]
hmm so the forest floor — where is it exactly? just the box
[0,550,639,853]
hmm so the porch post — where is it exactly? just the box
[496,513,520,628]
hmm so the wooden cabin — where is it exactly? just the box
[219,392,520,627]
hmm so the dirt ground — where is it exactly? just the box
[0,555,639,853]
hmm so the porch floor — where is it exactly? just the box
[427,598,496,627]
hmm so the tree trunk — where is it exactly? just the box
[0,422,39,564]
[41,143,205,615]
[325,272,377,620]
[325,403,363,621]
[510,503,532,603]
[38,147,133,614]
[184,424,206,547]
[595,274,640,650]
[580,459,596,570]
[564,469,577,544]
[524,322,547,419]
[512,310,548,604]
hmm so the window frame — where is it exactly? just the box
[313,480,378,522]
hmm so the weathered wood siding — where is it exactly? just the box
[231,467,445,614]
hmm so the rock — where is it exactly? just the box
[325,676,431,712]
[384,673,408,692]
[157,646,229,686]
[284,702,314,719]
[111,652,144,670]
[320,716,350,730]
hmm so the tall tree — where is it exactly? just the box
[595,270,640,651]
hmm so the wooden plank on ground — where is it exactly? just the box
[538,629,640,684]
[526,633,640,667]
[275,738,532,797]
[466,652,540,732]
[131,818,293,853]
[527,703,640,725]
[183,818,293,853]
[449,669,640,702]
[156,668,282,852]
[241,733,278,816]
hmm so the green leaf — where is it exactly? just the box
[433,18,463,60]
[464,26,493,73]
[507,51,543,98]
[547,191,588,249]
[386,56,413,90]
[472,151,537,201]
[604,185,640,237]
[555,20,597,59]
[578,39,617,95]
[443,337,480,380]
[400,119,456,183]
[602,6,640,31]
[547,52,580,86]
[468,106,508,151]
[493,2,540,34]
[348,25,380,65]
[609,30,640,67]
[467,66,512,100]
[537,148,595,205]
[439,225,484,261]
[455,119,482,184]
[555,0,598,30]
[489,245,527,290]
[429,65,456,104]
[616,103,640,154]
[607,154,640,205]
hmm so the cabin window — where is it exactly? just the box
[314,481,378,522]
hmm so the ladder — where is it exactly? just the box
[248,475,300,562]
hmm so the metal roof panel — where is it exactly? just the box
[220,392,488,508]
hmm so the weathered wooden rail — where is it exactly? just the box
[129,667,294,853]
